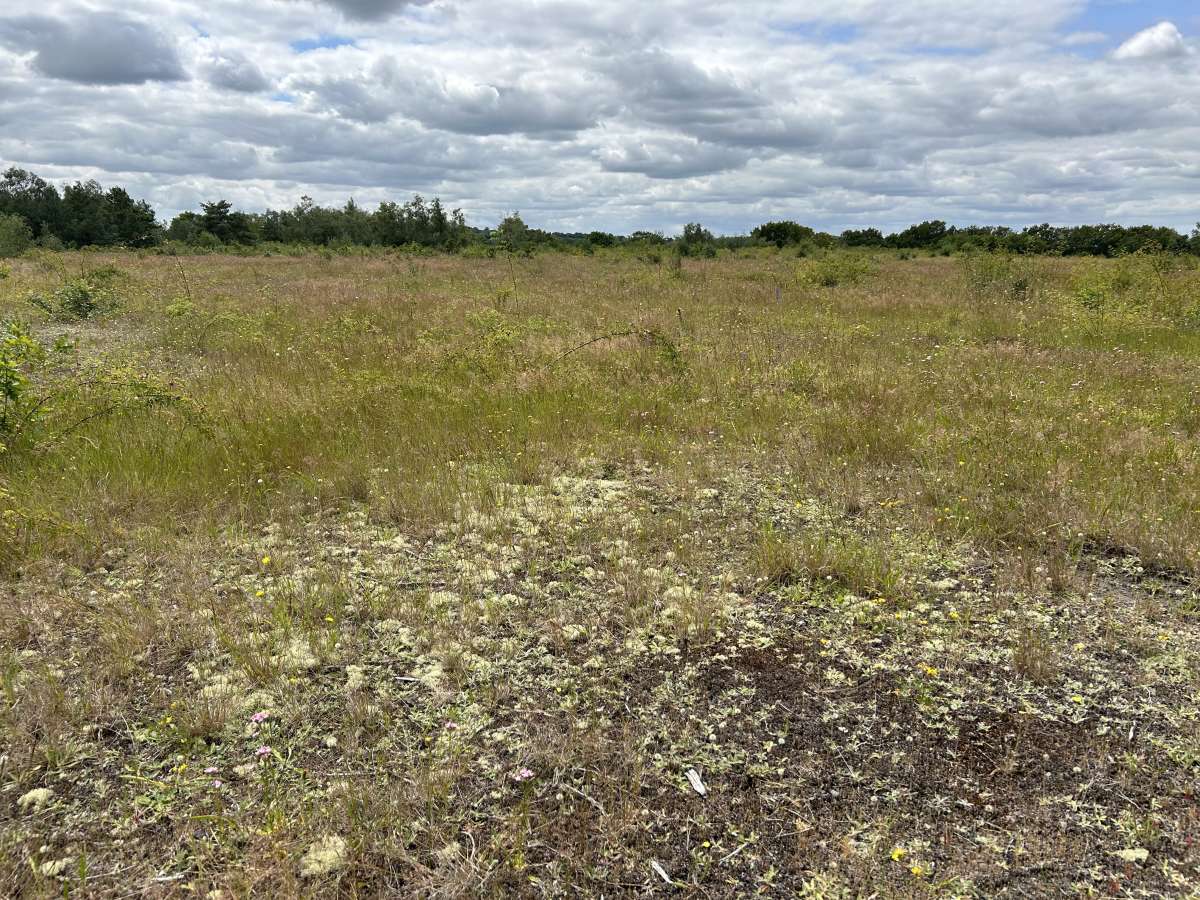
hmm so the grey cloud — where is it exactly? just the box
[297,0,433,22]
[0,14,185,84]
[607,49,761,127]
[4,0,1200,232]
[292,58,612,136]
[598,136,751,179]
[206,53,271,93]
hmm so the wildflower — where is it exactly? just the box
[1070,695,1085,704]
[920,664,939,677]
[444,722,459,732]
[910,864,927,878]
[204,766,220,774]
[212,779,223,788]
[890,847,907,861]
[255,590,265,598]
[250,711,270,724]
[255,745,272,758]
[261,555,271,565]
[512,767,535,783]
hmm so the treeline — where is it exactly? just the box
[164,196,470,249]
[2,165,1199,258]
[0,168,158,250]
[834,220,1198,257]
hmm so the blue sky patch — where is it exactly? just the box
[1072,0,1197,41]
[290,35,356,53]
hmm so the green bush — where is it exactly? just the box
[1067,251,1199,324]
[0,318,203,455]
[28,276,117,322]
[0,322,47,446]
[0,213,33,258]
[797,253,875,288]
[962,253,1037,301]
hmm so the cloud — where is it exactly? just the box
[598,135,752,179]
[1114,22,1187,61]
[206,53,271,93]
[297,0,432,22]
[0,13,186,85]
[1,0,1199,233]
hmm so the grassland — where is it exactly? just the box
[0,247,1198,897]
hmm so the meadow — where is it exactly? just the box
[0,247,1198,896]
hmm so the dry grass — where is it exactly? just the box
[0,248,1198,896]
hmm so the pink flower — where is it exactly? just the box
[212,779,223,788]
[204,766,220,774]
[255,745,272,758]
[444,722,459,732]
[512,767,535,783]
[250,711,270,724]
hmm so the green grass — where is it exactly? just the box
[0,249,1197,896]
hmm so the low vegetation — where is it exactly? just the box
[0,248,1197,896]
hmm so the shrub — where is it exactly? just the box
[0,322,47,444]
[797,253,875,288]
[28,276,116,322]
[0,213,33,258]
[962,253,1036,301]
[1067,251,1200,324]
[0,318,202,455]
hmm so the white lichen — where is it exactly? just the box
[300,835,348,877]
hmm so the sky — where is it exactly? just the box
[0,0,1197,235]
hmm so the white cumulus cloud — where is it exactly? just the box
[1114,22,1187,61]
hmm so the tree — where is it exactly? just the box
[200,200,254,244]
[890,220,948,249]
[60,180,108,246]
[841,227,885,248]
[0,168,63,239]
[0,213,33,257]
[103,187,159,247]
[677,222,715,257]
[752,221,814,247]
[166,211,205,244]
[496,212,530,252]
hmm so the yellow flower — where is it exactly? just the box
[890,847,907,861]
[1070,695,1085,704]
[910,864,927,878]
[261,555,271,565]
[920,664,939,677]
[255,589,266,598]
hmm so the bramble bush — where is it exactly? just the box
[27,275,118,322]
[0,319,203,458]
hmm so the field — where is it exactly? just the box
[1,248,1198,897]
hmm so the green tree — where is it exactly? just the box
[841,227,885,248]
[103,187,159,247]
[496,212,530,252]
[0,213,33,258]
[752,221,814,247]
[0,168,63,239]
